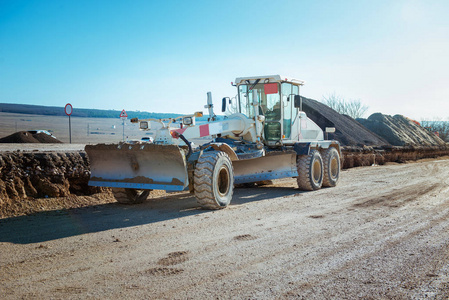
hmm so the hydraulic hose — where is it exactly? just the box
[178,134,192,159]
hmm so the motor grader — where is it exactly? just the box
[85,75,341,209]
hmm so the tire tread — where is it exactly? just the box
[194,151,234,209]
[296,150,323,191]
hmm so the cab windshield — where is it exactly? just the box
[238,81,301,142]
[238,83,281,121]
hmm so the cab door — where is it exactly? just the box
[281,83,293,139]
[281,83,300,141]
[262,83,282,142]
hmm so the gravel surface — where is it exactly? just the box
[1,158,449,299]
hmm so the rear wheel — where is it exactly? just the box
[297,150,323,191]
[194,151,234,209]
[322,147,340,187]
[112,188,150,204]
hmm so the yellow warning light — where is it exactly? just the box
[282,135,285,139]
[194,111,203,117]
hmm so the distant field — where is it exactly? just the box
[0,112,148,144]
[0,112,210,145]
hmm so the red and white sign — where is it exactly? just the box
[120,109,128,118]
[171,123,221,139]
[64,103,73,116]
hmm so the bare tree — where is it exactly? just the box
[420,118,449,142]
[322,93,369,119]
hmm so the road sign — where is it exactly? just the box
[65,103,73,116]
[64,103,73,143]
[120,109,128,141]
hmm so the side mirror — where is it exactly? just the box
[294,95,302,109]
[222,97,230,112]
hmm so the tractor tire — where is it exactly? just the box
[194,151,234,209]
[112,188,150,204]
[297,150,323,191]
[322,147,340,187]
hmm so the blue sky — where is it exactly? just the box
[1,0,448,120]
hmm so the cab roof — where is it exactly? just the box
[234,75,305,86]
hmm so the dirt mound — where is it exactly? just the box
[0,131,39,143]
[302,98,389,146]
[357,113,446,146]
[32,132,63,143]
[0,151,107,218]
[0,131,63,143]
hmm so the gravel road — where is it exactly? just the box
[1,158,449,299]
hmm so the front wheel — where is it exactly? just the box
[297,150,323,191]
[112,188,150,204]
[194,151,234,209]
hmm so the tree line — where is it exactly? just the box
[321,93,368,119]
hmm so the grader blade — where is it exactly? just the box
[233,151,298,184]
[85,143,188,191]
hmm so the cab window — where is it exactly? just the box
[238,83,280,120]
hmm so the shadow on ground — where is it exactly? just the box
[0,185,301,244]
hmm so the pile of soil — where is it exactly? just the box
[302,97,389,146]
[33,132,63,143]
[357,113,446,146]
[0,131,63,143]
[0,151,105,218]
[341,145,449,169]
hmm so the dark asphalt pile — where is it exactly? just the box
[0,131,63,143]
[301,97,389,146]
[357,113,446,146]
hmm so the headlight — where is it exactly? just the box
[140,121,149,129]
[183,117,195,126]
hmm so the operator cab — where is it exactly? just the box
[234,75,304,146]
